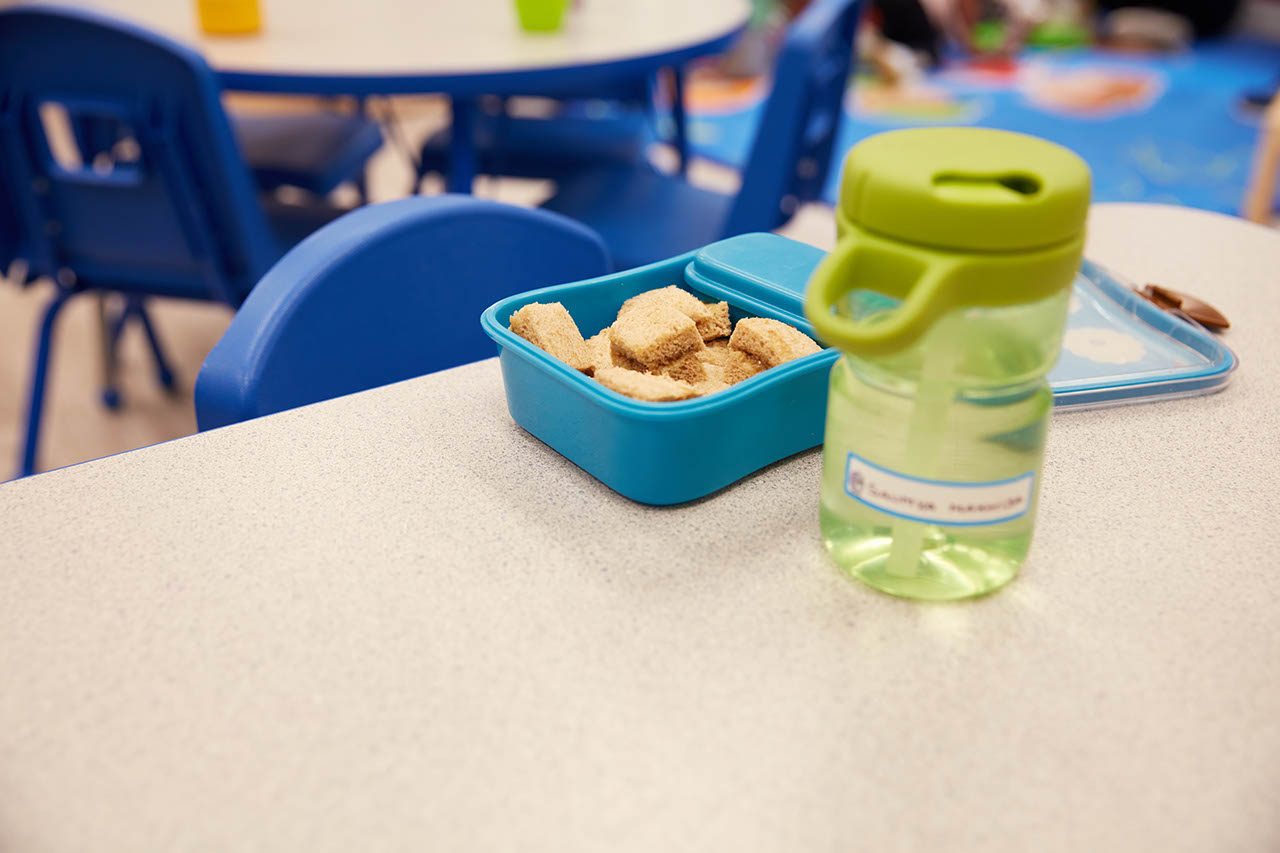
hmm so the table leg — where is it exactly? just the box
[671,66,688,176]
[447,97,478,194]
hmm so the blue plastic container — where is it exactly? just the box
[481,233,840,505]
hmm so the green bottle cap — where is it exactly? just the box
[836,127,1091,252]
[808,128,1092,356]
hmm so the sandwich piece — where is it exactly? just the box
[608,341,647,372]
[699,339,765,384]
[509,302,589,372]
[721,349,766,384]
[609,303,704,369]
[581,329,614,376]
[700,362,729,386]
[729,317,822,368]
[594,367,698,402]
[701,300,733,341]
[692,377,731,397]
[620,286,732,341]
[653,352,708,385]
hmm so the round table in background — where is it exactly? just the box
[36,0,749,93]
[30,0,751,190]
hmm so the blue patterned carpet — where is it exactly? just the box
[684,39,1280,213]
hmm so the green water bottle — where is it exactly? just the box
[804,128,1091,600]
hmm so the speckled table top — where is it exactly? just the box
[1,204,1278,852]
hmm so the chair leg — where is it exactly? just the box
[409,154,427,196]
[97,292,122,410]
[107,296,130,347]
[671,66,689,176]
[131,296,177,392]
[101,294,134,409]
[354,96,370,205]
[18,290,73,478]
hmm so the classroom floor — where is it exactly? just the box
[0,95,836,478]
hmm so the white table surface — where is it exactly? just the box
[21,0,749,90]
[2,203,1278,852]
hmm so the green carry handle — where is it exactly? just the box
[806,233,955,356]
[805,225,1086,356]
[805,127,1092,356]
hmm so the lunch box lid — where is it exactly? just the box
[684,232,820,325]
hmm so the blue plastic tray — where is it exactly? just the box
[481,234,1235,505]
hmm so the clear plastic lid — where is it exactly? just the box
[1048,260,1236,410]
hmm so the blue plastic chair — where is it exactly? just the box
[67,92,382,202]
[540,0,864,271]
[416,99,651,184]
[194,195,611,431]
[414,71,689,187]
[234,107,382,200]
[0,5,350,477]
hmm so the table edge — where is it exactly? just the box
[215,18,747,95]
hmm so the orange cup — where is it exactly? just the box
[196,0,261,35]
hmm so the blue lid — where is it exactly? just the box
[685,233,823,323]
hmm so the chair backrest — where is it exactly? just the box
[0,6,276,305]
[723,0,864,236]
[194,195,612,431]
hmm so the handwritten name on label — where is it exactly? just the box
[843,452,1035,526]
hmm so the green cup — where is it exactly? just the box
[513,0,567,32]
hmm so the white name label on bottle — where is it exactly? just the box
[843,451,1035,527]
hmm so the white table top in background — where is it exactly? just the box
[17,0,749,88]
[2,203,1278,851]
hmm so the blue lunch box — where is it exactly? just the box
[480,233,839,506]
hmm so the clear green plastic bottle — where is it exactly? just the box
[805,128,1091,600]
